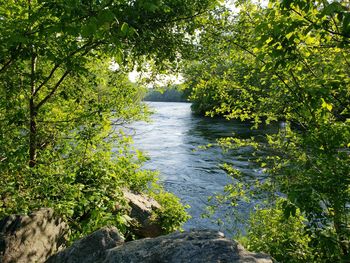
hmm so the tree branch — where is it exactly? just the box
[0,44,23,74]
[0,60,13,74]
[34,40,103,99]
[290,7,350,40]
[34,64,60,96]
[36,70,70,110]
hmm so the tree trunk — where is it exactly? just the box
[29,51,37,167]
[333,206,349,259]
[29,98,37,167]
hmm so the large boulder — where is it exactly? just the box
[103,230,273,263]
[49,229,273,263]
[0,208,67,263]
[123,190,163,238]
[47,226,124,263]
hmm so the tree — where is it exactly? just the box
[183,0,350,260]
[0,0,218,239]
[144,85,187,102]
[0,0,219,166]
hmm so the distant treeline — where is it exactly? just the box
[143,86,188,102]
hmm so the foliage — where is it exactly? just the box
[242,199,314,262]
[0,0,220,239]
[0,61,154,239]
[151,190,191,234]
[144,85,188,102]
[183,0,350,260]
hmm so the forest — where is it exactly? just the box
[143,85,187,102]
[0,0,349,262]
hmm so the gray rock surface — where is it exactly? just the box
[123,189,163,237]
[103,229,273,263]
[0,208,274,263]
[47,226,124,263]
[0,208,67,263]
[49,228,273,263]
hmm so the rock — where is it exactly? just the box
[0,207,274,263]
[123,189,163,238]
[47,226,124,263]
[0,208,67,263]
[103,229,273,263]
[49,229,273,263]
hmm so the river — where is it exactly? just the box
[128,102,279,236]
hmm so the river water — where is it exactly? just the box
[128,102,278,236]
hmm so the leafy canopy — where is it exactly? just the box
[183,0,350,261]
[0,0,218,239]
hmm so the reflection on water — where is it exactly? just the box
[127,102,279,235]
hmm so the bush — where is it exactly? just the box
[242,199,314,263]
[151,191,191,234]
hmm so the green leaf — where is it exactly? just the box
[321,98,333,111]
[121,22,129,36]
[321,2,346,16]
[98,9,115,24]
[285,32,294,40]
[342,13,350,36]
